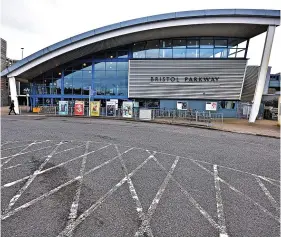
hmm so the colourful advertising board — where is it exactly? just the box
[90,101,100,116]
[106,101,116,116]
[59,101,68,115]
[122,101,133,118]
[74,101,84,116]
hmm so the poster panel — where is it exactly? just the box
[59,101,68,115]
[74,101,84,116]
[106,101,116,116]
[90,101,100,116]
[206,102,217,111]
[110,99,119,110]
[122,101,133,118]
[177,101,188,110]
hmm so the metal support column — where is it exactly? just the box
[249,25,276,123]
[8,77,20,114]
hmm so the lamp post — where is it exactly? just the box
[23,88,30,112]
[21,48,24,59]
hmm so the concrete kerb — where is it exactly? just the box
[10,114,280,139]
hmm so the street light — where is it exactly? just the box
[21,48,24,59]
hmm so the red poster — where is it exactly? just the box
[74,101,84,116]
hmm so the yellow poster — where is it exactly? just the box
[90,101,100,116]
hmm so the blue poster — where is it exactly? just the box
[59,101,68,115]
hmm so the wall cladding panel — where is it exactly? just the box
[129,59,247,100]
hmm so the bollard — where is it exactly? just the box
[196,111,198,122]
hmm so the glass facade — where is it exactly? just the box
[31,36,249,106]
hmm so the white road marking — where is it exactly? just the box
[1,147,135,220]
[172,154,280,185]
[192,160,280,223]
[1,140,52,161]
[1,144,33,151]
[115,145,154,237]
[213,165,229,237]
[1,143,105,189]
[1,177,80,220]
[65,141,90,237]
[152,155,221,232]
[57,149,154,237]
[255,176,279,211]
[2,163,22,170]
[135,154,179,236]
[1,141,37,164]
[5,142,65,213]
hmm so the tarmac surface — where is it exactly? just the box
[1,115,280,237]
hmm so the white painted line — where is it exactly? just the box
[152,155,221,232]
[258,176,281,186]
[213,165,229,237]
[2,163,22,170]
[4,142,65,213]
[1,144,105,189]
[192,160,280,223]
[58,148,154,237]
[115,145,153,237]
[1,147,135,221]
[1,144,33,151]
[1,140,52,161]
[171,153,280,186]
[136,155,179,236]
[65,141,90,237]
[1,177,80,220]
[255,176,280,211]
[1,143,86,189]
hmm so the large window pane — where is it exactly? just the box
[72,71,82,78]
[106,70,116,78]
[214,48,228,58]
[94,71,106,79]
[117,51,128,58]
[173,49,186,58]
[159,49,172,58]
[228,48,237,58]
[173,39,186,48]
[82,70,92,79]
[145,40,159,49]
[236,49,246,58]
[200,38,214,48]
[133,51,146,58]
[160,39,172,48]
[117,71,128,78]
[215,39,227,48]
[106,62,116,70]
[200,49,214,58]
[117,62,128,70]
[94,62,106,70]
[146,49,159,58]
[187,39,199,48]
[228,38,239,48]
[238,40,247,48]
[186,49,199,58]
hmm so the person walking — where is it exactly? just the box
[8,100,17,115]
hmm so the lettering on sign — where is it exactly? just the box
[150,76,219,83]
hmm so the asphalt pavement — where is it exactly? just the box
[1,115,280,237]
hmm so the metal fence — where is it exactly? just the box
[36,106,223,127]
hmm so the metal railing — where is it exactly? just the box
[36,106,223,126]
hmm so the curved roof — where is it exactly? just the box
[1,9,280,79]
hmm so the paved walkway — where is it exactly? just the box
[1,106,279,138]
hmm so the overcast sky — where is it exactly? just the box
[1,0,280,73]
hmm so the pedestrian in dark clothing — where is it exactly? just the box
[9,100,17,115]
